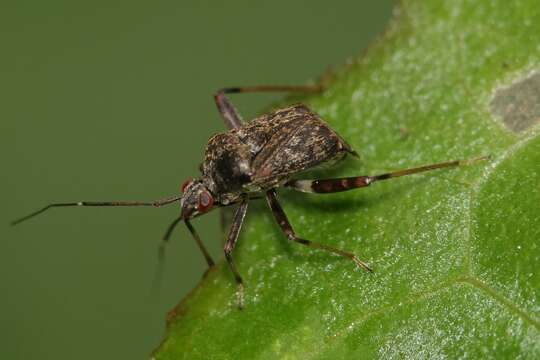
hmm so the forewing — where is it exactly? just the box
[250,105,351,186]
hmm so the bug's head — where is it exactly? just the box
[180,178,215,219]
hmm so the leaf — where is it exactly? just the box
[154,1,540,358]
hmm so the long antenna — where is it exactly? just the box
[11,195,183,226]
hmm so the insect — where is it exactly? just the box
[12,85,487,309]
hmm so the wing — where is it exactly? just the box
[248,104,354,187]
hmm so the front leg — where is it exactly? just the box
[265,189,371,272]
[224,199,249,309]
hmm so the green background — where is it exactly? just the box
[1,1,394,359]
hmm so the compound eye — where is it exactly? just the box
[197,190,214,212]
[181,178,193,193]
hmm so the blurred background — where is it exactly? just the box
[1,1,394,359]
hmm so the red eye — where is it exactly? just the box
[181,178,192,193]
[197,190,214,212]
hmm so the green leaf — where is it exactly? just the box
[154,1,540,358]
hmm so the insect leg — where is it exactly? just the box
[152,218,215,296]
[214,85,323,130]
[185,220,215,268]
[265,189,372,272]
[286,156,490,194]
[214,90,243,129]
[224,199,249,309]
[10,195,183,226]
[218,85,323,95]
[162,215,183,242]
[158,217,215,269]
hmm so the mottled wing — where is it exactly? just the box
[249,104,354,187]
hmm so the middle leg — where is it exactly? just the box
[265,189,371,272]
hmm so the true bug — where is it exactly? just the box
[12,85,487,308]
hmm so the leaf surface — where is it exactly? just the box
[155,1,540,358]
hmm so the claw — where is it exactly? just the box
[236,283,245,310]
[353,256,373,272]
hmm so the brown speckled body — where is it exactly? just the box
[200,104,355,205]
